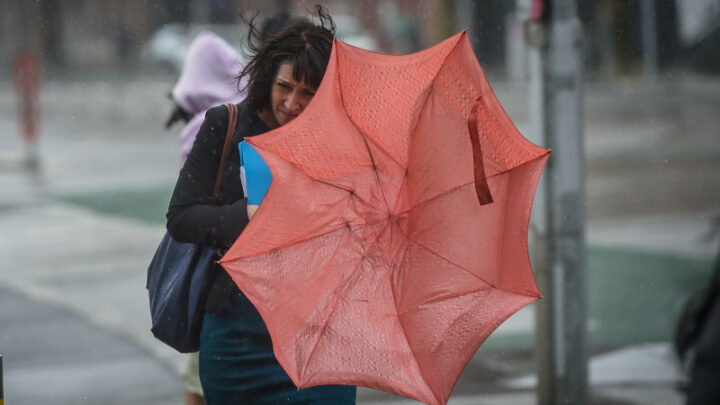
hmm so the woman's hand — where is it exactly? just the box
[247,204,259,219]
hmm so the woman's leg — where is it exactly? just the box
[181,352,204,405]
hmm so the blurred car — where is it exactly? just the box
[141,24,246,74]
[142,15,378,74]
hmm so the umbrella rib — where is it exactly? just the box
[405,152,549,214]
[299,223,434,392]
[299,248,367,377]
[250,146,384,248]
[398,181,476,217]
[397,34,467,214]
[334,74,396,215]
[253,142,377,210]
[406,231,498,289]
[393,210,537,299]
[409,237,537,298]
[386,241,438,400]
[249,219,359,258]
[357,130,394,214]
[405,32,465,150]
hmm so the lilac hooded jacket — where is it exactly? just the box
[171,32,247,164]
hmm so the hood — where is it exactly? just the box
[171,31,246,115]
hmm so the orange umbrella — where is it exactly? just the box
[221,32,549,405]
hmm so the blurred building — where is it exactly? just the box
[1,0,719,78]
[0,0,243,75]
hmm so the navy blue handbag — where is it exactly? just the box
[147,104,238,353]
[147,234,218,352]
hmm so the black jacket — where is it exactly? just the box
[166,101,270,312]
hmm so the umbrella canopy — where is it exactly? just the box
[220,31,550,405]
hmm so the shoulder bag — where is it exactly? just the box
[147,103,238,353]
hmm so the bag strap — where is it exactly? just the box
[211,103,238,202]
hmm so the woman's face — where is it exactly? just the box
[268,62,317,127]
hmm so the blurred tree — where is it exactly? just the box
[655,1,681,69]
[435,0,454,41]
[471,0,514,67]
[39,0,65,67]
[1,0,715,75]
[157,0,191,24]
[209,0,238,23]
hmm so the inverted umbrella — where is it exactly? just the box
[221,32,550,405]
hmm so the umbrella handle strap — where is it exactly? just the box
[468,98,493,205]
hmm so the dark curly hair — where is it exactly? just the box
[237,5,335,113]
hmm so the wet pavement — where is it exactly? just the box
[0,75,719,404]
[0,287,182,405]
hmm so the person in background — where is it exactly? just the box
[167,31,247,165]
[166,31,246,405]
[165,7,357,404]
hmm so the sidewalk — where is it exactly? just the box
[1,76,718,404]
[0,286,183,405]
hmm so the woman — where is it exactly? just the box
[165,9,357,405]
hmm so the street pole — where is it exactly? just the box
[528,0,588,404]
[1,354,4,405]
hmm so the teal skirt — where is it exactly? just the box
[199,292,357,404]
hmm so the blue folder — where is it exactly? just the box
[239,141,273,205]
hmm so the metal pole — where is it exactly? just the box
[526,16,555,405]
[1,354,4,405]
[529,0,587,403]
